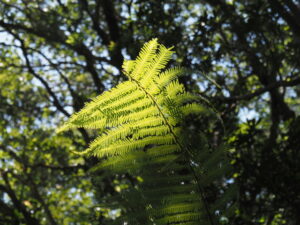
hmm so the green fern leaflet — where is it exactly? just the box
[58,39,230,224]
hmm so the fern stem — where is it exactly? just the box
[189,164,216,225]
[130,77,215,225]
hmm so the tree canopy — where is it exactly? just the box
[0,0,300,224]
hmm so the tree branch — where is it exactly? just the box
[0,20,105,92]
[79,0,110,45]
[101,0,124,70]
[26,176,58,225]
[268,0,300,37]
[0,172,40,225]
[220,76,300,102]
[0,199,20,225]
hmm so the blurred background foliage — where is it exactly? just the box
[0,0,300,224]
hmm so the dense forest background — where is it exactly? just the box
[0,0,300,224]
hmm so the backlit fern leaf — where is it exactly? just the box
[58,39,232,224]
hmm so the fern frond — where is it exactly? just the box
[58,39,232,225]
[122,60,135,75]
[90,134,175,158]
[150,67,184,94]
[155,212,202,224]
[156,203,202,216]
[165,80,185,98]
[140,45,174,87]
[129,38,159,80]
[181,103,208,116]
